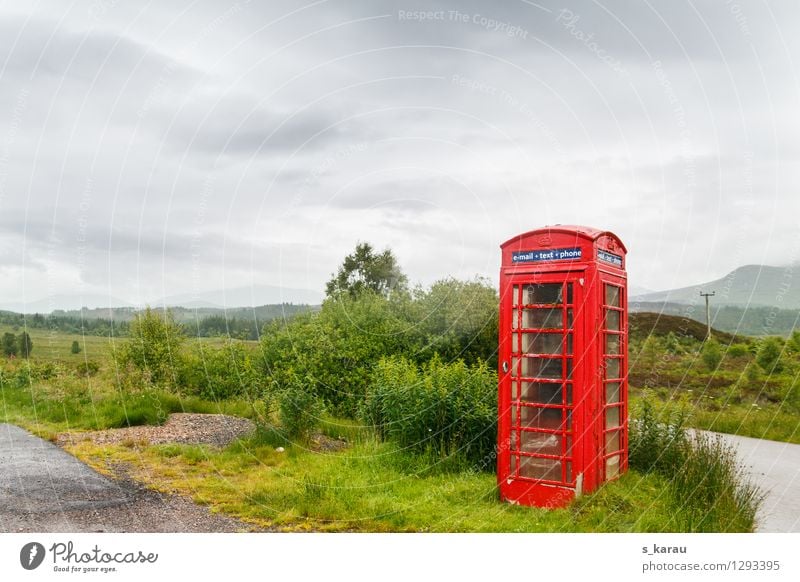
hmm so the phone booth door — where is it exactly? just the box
[500,271,585,507]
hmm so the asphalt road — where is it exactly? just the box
[714,432,800,533]
[0,423,129,514]
[0,423,257,532]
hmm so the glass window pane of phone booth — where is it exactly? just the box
[523,309,562,329]
[524,283,562,304]
[605,381,621,404]
[605,455,621,479]
[520,457,562,481]
[605,333,621,355]
[519,382,562,404]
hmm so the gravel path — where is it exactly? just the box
[56,413,256,448]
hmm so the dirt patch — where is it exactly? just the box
[56,413,255,448]
[309,433,349,453]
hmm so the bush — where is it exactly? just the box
[634,335,663,375]
[363,355,497,465]
[114,308,185,390]
[663,332,684,354]
[726,343,750,359]
[76,361,100,377]
[756,337,784,374]
[261,293,419,416]
[700,338,722,370]
[278,374,324,441]
[191,339,261,400]
[411,277,499,368]
[260,278,499,417]
[71,340,81,354]
[670,433,763,532]
[2,332,17,356]
[629,398,689,475]
[629,397,763,532]
[787,330,800,354]
[17,332,33,358]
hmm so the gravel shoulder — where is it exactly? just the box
[55,413,256,448]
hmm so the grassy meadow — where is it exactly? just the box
[0,295,784,532]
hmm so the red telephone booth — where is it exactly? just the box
[497,225,628,508]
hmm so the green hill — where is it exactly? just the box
[629,312,746,345]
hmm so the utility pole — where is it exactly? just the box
[700,291,715,340]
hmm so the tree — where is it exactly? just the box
[17,332,33,358]
[71,340,81,354]
[2,332,17,357]
[413,277,499,366]
[325,242,407,299]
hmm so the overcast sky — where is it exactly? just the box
[1,0,798,309]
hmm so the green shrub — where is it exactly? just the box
[634,335,663,375]
[727,343,750,359]
[114,308,186,390]
[663,332,684,354]
[787,330,800,354]
[411,277,498,367]
[629,397,689,474]
[363,355,497,465]
[261,293,418,416]
[260,278,499,418]
[278,374,323,441]
[629,397,762,532]
[191,339,261,400]
[700,338,722,370]
[669,433,763,532]
[76,361,100,377]
[756,337,784,374]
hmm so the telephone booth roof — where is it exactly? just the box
[501,225,627,253]
[500,224,627,271]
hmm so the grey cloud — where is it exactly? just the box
[0,0,797,305]
[0,17,197,87]
[168,108,353,157]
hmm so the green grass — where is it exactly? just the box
[0,324,258,367]
[0,380,259,440]
[628,397,762,532]
[68,435,684,533]
[0,323,771,532]
[690,405,800,444]
[0,324,116,365]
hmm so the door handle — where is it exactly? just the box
[502,361,509,373]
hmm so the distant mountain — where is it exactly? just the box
[0,284,324,314]
[628,284,655,297]
[153,284,324,309]
[631,265,800,309]
[0,293,134,314]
